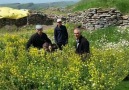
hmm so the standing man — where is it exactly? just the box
[74,28,90,61]
[54,19,68,50]
[26,25,52,50]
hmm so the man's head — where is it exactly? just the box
[74,28,81,39]
[43,42,50,52]
[36,25,43,35]
[57,19,62,26]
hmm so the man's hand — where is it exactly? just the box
[65,40,68,44]
[49,45,52,51]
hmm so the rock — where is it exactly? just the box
[122,15,129,20]
[95,25,104,29]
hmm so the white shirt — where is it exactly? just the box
[76,39,79,48]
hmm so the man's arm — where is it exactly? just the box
[54,28,58,43]
[81,40,90,61]
[45,34,52,44]
[26,36,33,50]
[64,26,68,43]
[83,40,90,53]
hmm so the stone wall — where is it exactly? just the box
[66,8,129,30]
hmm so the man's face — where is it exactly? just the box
[37,29,43,35]
[74,29,81,39]
[57,22,62,26]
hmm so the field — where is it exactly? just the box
[0,24,129,90]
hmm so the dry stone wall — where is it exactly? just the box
[66,8,129,30]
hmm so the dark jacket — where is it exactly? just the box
[26,32,52,49]
[54,25,68,44]
[75,35,90,54]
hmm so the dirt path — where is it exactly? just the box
[43,23,57,30]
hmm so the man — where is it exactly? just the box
[74,28,90,61]
[54,19,68,50]
[26,25,52,50]
[42,42,51,52]
[43,42,58,52]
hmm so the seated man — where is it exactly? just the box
[43,42,58,52]
[42,42,51,52]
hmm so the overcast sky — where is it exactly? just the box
[0,0,80,4]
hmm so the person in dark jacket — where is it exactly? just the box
[74,28,90,61]
[54,19,68,50]
[26,25,52,50]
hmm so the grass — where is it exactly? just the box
[72,0,129,14]
[114,81,129,90]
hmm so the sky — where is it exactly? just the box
[0,0,80,4]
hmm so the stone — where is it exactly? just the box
[111,15,117,19]
[95,25,104,29]
[99,13,111,17]
[123,20,129,23]
[122,15,129,20]
[92,14,100,19]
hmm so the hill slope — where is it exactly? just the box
[71,0,129,14]
[0,1,78,10]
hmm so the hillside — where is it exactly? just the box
[0,1,78,10]
[71,0,129,14]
